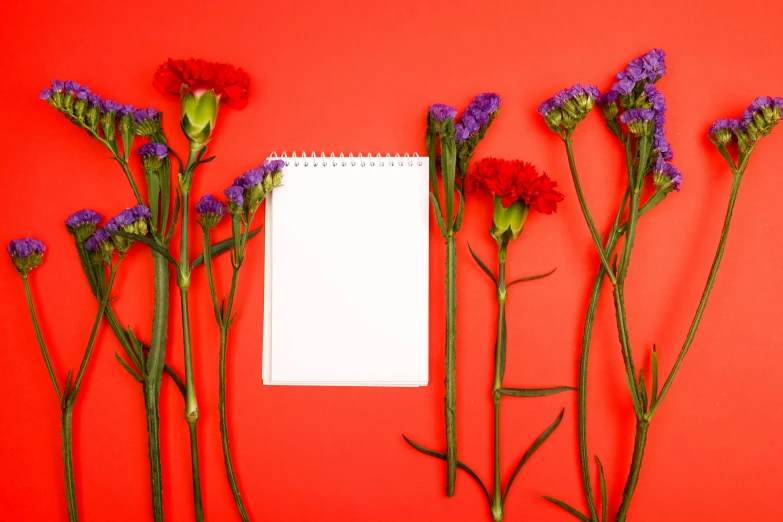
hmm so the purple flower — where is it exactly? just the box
[100,99,121,113]
[85,228,112,251]
[262,159,285,173]
[641,49,667,80]
[537,99,555,116]
[195,194,227,217]
[137,142,168,159]
[75,86,91,100]
[643,83,667,112]
[654,156,682,192]
[118,104,135,116]
[708,118,736,136]
[224,185,244,206]
[130,205,152,220]
[234,167,264,188]
[105,209,136,231]
[133,107,159,124]
[87,93,102,106]
[65,209,102,229]
[39,88,53,100]
[50,80,65,93]
[597,90,619,107]
[64,81,81,93]
[654,134,673,161]
[455,93,502,142]
[472,93,502,115]
[620,108,655,124]
[454,123,470,141]
[773,97,783,109]
[428,103,457,122]
[612,79,636,96]
[8,237,46,258]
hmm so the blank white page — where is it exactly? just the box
[263,154,429,386]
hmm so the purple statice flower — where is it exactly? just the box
[85,228,112,252]
[195,194,227,217]
[654,133,673,161]
[39,88,53,100]
[708,118,736,137]
[618,49,667,83]
[654,155,682,192]
[64,80,81,93]
[455,93,502,142]
[224,185,244,207]
[262,159,286,174]
[773,97,783,109]
[234,167,264,188]
[428,103,457,122]
[133,107,159,124]
[472,93,502,115]
[87,93,102,106]
[742,96,774,122]
[66,209,102,229]
[131,205,152,220]
[8,237,46,258]
[118,104,135,117]
[76,86,91,100]
[50,80,65,93]
[619,108,655,124]
[137,142,168,159]
[454,124,470,141]
[105,209,136,231]
[643,83,667,112]
[612,78,636,96]
[100,99,121,113]
[597,89,619,107]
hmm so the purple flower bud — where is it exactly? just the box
[137,142,168,159]
[653,134,674,161]
[39,88,53,100]
[620,108,655,124]
[472,92,502,115]
[597,90,619,107]
[643,83,667,112]
[50,80,65,93]
[224,185,244,206]
[537,99,555,116]
[641,49,667,80]
[105,210,135,231]
[133,107,159,124]
[613,79,636,96]
[75,86,91,100]
[195,194,227,217]
[118,104,135,116]
[85,229,112,252]
[100,99,121,113]
[88,93,102,106]
[428,103,458,122]
[262,159,285,174]
[654,155,682,192]
[454,123,470,142]
[130,205,152,220]
[66,209,102,229]
[234,168,264,188]
[64,80,80,93]
[8,237,46,258]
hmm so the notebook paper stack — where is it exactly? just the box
[262,153,429,386]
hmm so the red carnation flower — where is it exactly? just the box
[467,157,564,214]
[153,58,250,110]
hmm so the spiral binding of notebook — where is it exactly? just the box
[262,152,430,387]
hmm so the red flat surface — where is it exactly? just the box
[1,1,782,521]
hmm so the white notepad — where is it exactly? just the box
[262,153,429,386]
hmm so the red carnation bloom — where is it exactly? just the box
[153,58,250,110]
[467,157,564,213]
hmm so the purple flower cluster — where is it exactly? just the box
[428,104,457,123]
[8,237,46,258]
[118,104,135,117]
[195,194,227,217]
[105,210,136,231]
[654,156,682,192]
[65,209,102,229]
[137,142,168,159]
[134,108,159,124]
[85,228,112,252]
[262,159,285,173]
[619,108,655,124]
[234,167,265,189]
[708,96,783,147]
[455,93,502,142]
[615,49,666,85]
[224,185,244,206]
[100,99,122,114]
[538,84,600,116]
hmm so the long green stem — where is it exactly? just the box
[445,234,457,498]
[144,250,170,522]
[491,243,507,522]
[61,405,77,522]
[22,278,62,402]
[615,420,649,522]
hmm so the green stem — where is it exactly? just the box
[649,172,743,417]
[615,420,649,522]
[445,234,457,497]
[61,404,78,522]
[77,120,143,205]
[188,422,204,522]
[22,277,62,402]
[202,228,221,323]
[144,250,170,522]
[491,243,507,522]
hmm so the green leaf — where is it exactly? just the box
[115,352,143,383]
[127,327,146,377]
[108,229,178,267]
[453,190,465,232]
[499,386,577,398]
[542,496,591,522]
[507,267,557,288]
[468,243,497,286]
[147,170,160,233]
[638,371,648,412]
[429,193,447,236]
[503,409,565,503]
[651,345,659,405]
[596,456,608,522]
[402,435,491,506]
[191,226,262,269]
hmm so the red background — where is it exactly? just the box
[1,1,782,521]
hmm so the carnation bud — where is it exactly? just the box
[491,197,528,244]
[181,90,219,149]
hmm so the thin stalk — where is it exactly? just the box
[22,277,62,402]
[615,420,649,522]
[491,242,507,522]
[649,172,743,417]
[61,405,77,522]
[444,234,457,497]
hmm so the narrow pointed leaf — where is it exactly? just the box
[166,190,181,242]
[453,190,465,232]
[499,386,577,398]
[503,409,565,502]
[109,229,178,267]
[542,496,591,522]
[115,352,143,382]
[191,227,262,269]
[63,369,74,400]
[127,327,146,377]
[429,193,447,236]
[508,267,557,287]
[651,345,659,405]
[596,456,608,522]
[402,435,491,506]
[638,371,648,412]
[163,364,186,397]
[468,243,497,286]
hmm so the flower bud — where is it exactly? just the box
[137,142,168,172]
[195,194,227,229]
[134,108,160,137]
[8,238,46,276]
[491,197,528,244]
[85,228,115,262]
[182,90,219,149]
[224,185,244,215]
[619,108,655,136]
[65,209,103,243]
